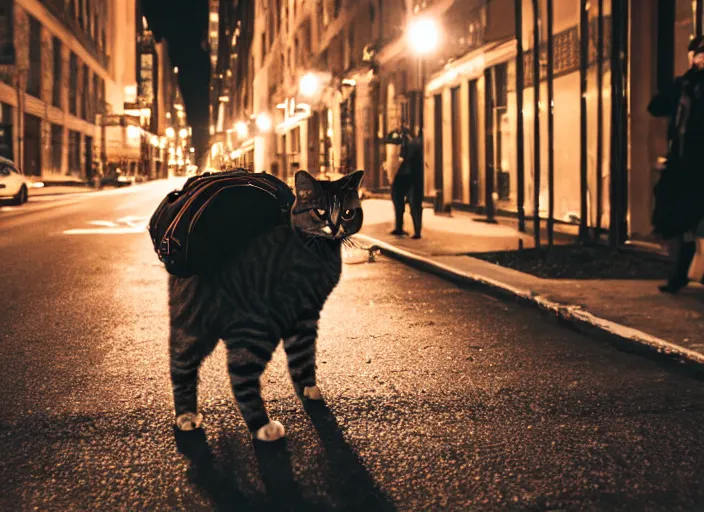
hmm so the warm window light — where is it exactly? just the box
[165,127,175,138]
[255,113,272,132]
[179,128,188,139]
[299,73,319,97]
[407,16,440,55]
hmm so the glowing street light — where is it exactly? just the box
[179,128,189,139]
[407,16,440,55]
[256,113,272,133]
[299,72,320,97]
[166,127,176,139]
[235,121,248,139]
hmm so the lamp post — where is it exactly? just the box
[407,14,440,212]
[407,15,439,133]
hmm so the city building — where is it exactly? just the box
[202,0,255,172]
[0,0,185,183]
[419,0,699,244]
[220,0,703,244]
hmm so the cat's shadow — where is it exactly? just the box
[251,438,323,511]
[173,426,325,511]
[303,400,396,511]
[174,427,257,512]
[174,402,396,511]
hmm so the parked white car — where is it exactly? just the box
[0,156,30,205]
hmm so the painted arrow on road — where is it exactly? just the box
[63,215,150,235]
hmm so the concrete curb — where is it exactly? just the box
[354,233,704,368]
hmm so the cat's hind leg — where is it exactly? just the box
[170,326,218,431]
[283,317,323,401]
[223,332,283,441]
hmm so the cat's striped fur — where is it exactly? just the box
[168,170,364,441]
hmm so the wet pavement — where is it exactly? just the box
[1,181,703,511]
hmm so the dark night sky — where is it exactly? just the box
[141,0,211,166]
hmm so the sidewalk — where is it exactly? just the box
[357,199,704,365]
[29,185,95,197]
[27,175,94,197]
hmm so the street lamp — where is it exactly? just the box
[235,121,249,139]
[407,16,440,56]
[179,128,188,139]
[166,127,175,139]
[256,113,272,133]
[299,73,320,97]
[407,14,440,210]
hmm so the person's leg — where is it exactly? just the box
[391,174,410,235]
[659,234,696,293]
[409,178,423,239]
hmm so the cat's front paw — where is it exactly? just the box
[303,385,323,401]
[256,420,286,441]
[175,412,203,431]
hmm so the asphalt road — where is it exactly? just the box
[1,181,704,511]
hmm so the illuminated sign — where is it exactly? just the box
[139,53,154,105]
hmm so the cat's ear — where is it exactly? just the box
[342,170,365,190]
[294,170,320,199]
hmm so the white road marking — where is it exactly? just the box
[88,220,119,227]
[63,227,147,235]
[63,215,150,235]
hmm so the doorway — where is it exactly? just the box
[483,68,495,218]
[433,93,443,203]
[23,114,42,176]
[450,86,462,202]
[85,135,93,180]
[468,79,480,206]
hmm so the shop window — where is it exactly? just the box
[69,53,78,116]
[51,124,63,173]
[52,37,62,108]
[27,17,42,98]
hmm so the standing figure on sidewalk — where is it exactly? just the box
[385,127,424,239]
[648,36,704,294]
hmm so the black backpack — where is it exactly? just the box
[149,169,296,277]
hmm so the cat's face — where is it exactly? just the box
[291,170,365,240]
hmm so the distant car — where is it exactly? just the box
[100,170,135,188]
[0,156,30,205]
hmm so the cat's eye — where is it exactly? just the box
[312,208,327,219]
[341,209,356,221]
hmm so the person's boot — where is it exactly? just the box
[659,240,696,294]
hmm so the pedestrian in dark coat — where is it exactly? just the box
[649,36,704,293]
[386,128,424,239]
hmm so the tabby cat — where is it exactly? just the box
[168,170,364,441]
